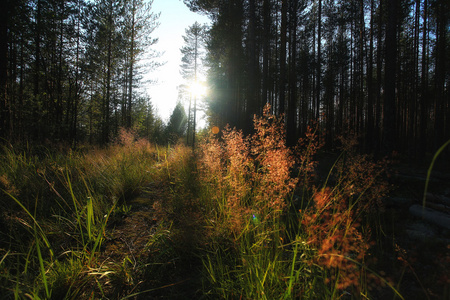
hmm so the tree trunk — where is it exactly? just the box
[33,0,42,140]
[375,0,383,154]
[419,0,428,158]
[367,0,375,151]
[246,0,259,133]
[412,0,420,155]
[358,0,365,138]
[262,0,270,105]
[279,0,287,114]
[287,0,297,147]
[0,0,8,140]
[127,0,136,129]
[72,0,82,147]
[57,0,64,139]
[192,27,199,148]
[383,0,399,154]
[316,0,322,120]
[433,0,447,151]
[104,1,113,144]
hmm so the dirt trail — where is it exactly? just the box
[99,181,204,299]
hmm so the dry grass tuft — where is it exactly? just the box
[199,104,297,233]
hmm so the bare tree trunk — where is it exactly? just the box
[412,0,420,155]
[287,0,297,147]
[375,0,383,154]
[57,0,65,139]
[104,1,113,144]
[33,0,42,140]
[262,0,270,105]
[383,0,399,154]
[192,28,199,148]
[186,94,192,145]
[72,0,81,147]
[246,0,259,133]
[316,0,322,120]
[419,0,428,158]
[367,0,375,151]
[279,0,287,114]
[433,0,447,151]
[127,0,136,129]
[0,0,8,140]
[358,0,365,137]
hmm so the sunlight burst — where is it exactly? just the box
[190,81,207,97]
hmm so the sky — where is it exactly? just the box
[146,0,210,123]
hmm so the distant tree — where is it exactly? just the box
[165,102,188,144]
[180,21,207,147]
[82,0,159,144]
[82,0,120,143]
[122,0,159,128]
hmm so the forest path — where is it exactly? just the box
[100,180,205,299]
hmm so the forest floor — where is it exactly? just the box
[98,180,206,299]
[98,157,450,299]
[375,163,450,300]
[2,138,448,299]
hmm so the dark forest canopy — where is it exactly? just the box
[0,0,449,158]
[186,0,449,158]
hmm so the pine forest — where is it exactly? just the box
[0,0,449,299]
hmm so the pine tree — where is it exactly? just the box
[165,102,188,144]
[179,21,206,147]
[123,0,159,129]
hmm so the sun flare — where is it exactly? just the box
[189,81,207,97]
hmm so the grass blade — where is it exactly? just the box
[422,139,450,208]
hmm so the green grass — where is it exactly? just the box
[0,129,164,299]
[2,122,446,299]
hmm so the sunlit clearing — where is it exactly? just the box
[190,81,207,97]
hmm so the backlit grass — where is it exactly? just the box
[0,112,431,299]
[0,129,167,298]
[196,104,401,299]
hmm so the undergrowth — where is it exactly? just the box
[197,104,400,299]
[0,128,167,299]
[0,110,411,299]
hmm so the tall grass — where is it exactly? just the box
[0,118,413,298]
[197,104,401,299]
[0,128,161,299]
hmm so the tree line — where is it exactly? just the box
[0,0,164,146]
[185,0,449,158]
[1,0,448,156]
